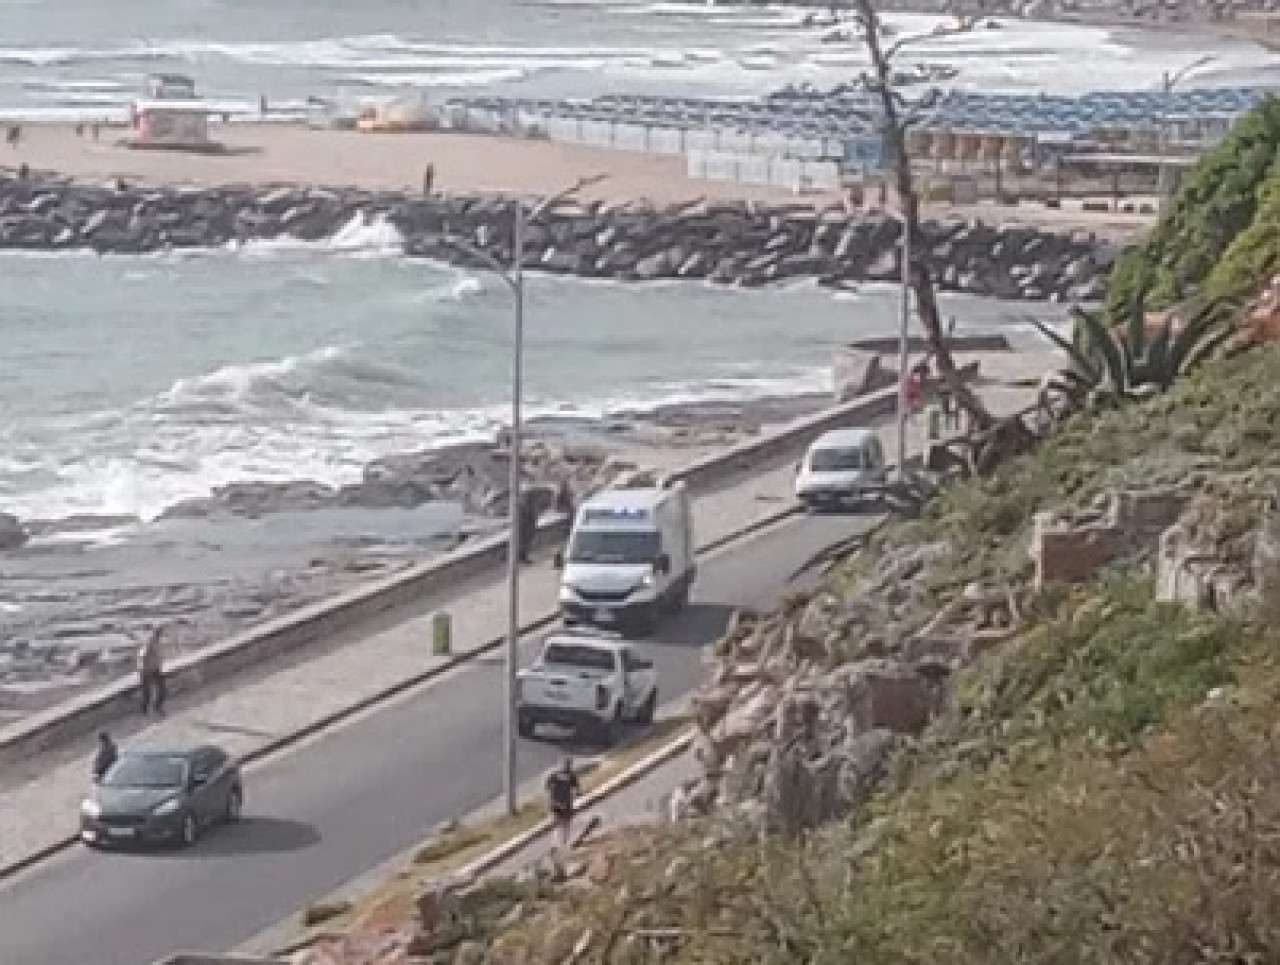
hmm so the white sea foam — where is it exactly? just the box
[0,344,834,524]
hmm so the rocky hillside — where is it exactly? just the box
[419,342,1280,965]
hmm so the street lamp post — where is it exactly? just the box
[1157,55,1216,216]
[432,174,606,816]
[896,219,911,480]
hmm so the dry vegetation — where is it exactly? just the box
[479,346,1280,965]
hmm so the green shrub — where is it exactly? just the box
[1107,96,1280,313]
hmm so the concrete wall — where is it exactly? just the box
[0,381,916,765]
[1031,488,1189,589]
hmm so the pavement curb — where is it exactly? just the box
[451,726,695,883]
[0,505,794,883]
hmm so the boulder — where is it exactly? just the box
[0,512,27,550]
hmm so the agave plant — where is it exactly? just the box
[1032,294,1239,403]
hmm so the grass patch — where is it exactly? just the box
[476,346,1280,964]
[498,580,1278,964]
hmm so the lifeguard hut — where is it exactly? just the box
[128,73,219,151]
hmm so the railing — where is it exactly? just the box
[685,149,842,193]
[434,103,847,163]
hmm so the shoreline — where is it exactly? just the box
[0,394,830,726]
[0,123,1155,239]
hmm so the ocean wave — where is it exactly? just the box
[226,212,407,260]
[0,351,833,524]
[342,66,542,88]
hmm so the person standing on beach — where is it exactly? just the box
[545,757,580,853]
[422,163,435,196]
[137,627,166,717]
[92,731,117,783]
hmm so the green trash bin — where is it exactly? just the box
[430,611,452,656]
[926,403,943,443]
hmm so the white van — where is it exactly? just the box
[794,428,887,510]
[554,480,695,636]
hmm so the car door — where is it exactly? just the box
[620,649,645,711]
[187,749,222,823]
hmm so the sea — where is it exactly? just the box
[0,0,1275,531]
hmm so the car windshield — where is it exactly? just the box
[542,643,617,671]
[809,446,868,471]
[568,528,660,565]
[102,754,189,789]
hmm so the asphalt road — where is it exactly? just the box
[0,511,875,965]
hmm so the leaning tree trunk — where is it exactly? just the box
[853,0,995,431]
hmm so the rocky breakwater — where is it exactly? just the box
[0,170,1117,301]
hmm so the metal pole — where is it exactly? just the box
[1156,71,1171,217]
[895,218,910,480]
[504,200,525,817]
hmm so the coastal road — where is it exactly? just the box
[0,511,876,965]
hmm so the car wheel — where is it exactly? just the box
[179,812,199,849]
[635,688,657,726]
[224,785,243,823]
[625,605,657,639]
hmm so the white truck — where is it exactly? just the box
[515,631,659,745]
[553,479,695,637]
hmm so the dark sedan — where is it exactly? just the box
[80,745,243,849]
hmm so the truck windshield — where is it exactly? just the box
[810,447,868,471]
[568,529,660,564]
[543,644,617,671]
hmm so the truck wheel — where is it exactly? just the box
[635,689,657,726]
[626,605,658,639]
[667,578,690,614]
[517,714,535,739]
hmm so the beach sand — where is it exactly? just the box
[4,123,1154,238]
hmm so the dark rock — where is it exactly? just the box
[0,512,28,550]
[0,172,1117,301]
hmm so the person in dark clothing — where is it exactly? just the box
[92,731,117,783]
[516,489,539,564]
[545,757,580,852]
[554,478,574,519]
[422,163,435,196]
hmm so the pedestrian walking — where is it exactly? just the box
[422,163,435,196]
[517,489,540,565]
[92,731,118,783]
[554,478,574,519]
[545,757,580,853]
[137,627,166,716]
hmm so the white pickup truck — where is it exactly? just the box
[516,631,659,745]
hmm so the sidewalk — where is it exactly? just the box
[486,745,702,881]
[0,368,1044,874]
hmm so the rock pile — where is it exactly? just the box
[158,438,643,521]
[0,512,27,551]
[675,542,1031,835]
[0,170,1117,301]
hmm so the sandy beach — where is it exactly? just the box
[3,123,1155,238]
